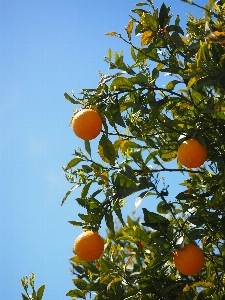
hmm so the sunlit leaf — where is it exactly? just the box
[126,19,134,40]
[141,30,154,46]
[98,135,116,165]
[66,289,85,298]
[105,31,117,36]
[64,157,82,171]
[37,285,45,300]
[110,76,134,91]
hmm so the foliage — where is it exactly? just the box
[21,0,225,299]
[21,272,45,300]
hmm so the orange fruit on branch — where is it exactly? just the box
[173,244,205,275]
[72,109,102,140]
[177,138,207,168]
[74,230,104,261]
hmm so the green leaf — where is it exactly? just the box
[142,208,170,233]
[81,164,92,173]
[105,211,115,235]
[61,184,80,206]
[167,24,184,35]
[32,291,37,300]
[157,201,171,214]
[68,220,84,226]
[100,257,114,273]
[158,144,177,162]
[152,68,159,80]
[187,76,201,89]
[136,2,148,6]
[140,13,158,31]
[122,164,138,182]
[81,181,92,198]
[21,294,30,300]
[64,157,82,171]
[112,52,136,75]
[37,285,45,300]
[114,206,126,226]
[166,80,180,90]
[123,226,150,243]
[110,102,126,127]
[78,213,92,222]
[159,3,169,28]
[84,140,91,156]
[98,135,116,165]
[110,77,134,91]
[130,46,137,62]
[66,289,85,298]
[108,48,112,60]
[113,172,137,189]
[72,278,89,291]
[64,92,80,104]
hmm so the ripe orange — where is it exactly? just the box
[72,109,102,140]
[173,244,205,275]
[177,138,207,168]
[74,231,104,261]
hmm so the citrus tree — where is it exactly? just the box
[21,0,225,299]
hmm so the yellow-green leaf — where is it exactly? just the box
[110,76,134,91]
[187,76,201,90]
[98,135,116,165]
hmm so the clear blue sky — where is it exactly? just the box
[0,1,203,299]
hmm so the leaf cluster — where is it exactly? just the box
[62,1,225,298]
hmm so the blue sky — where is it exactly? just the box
[0,1,203,299]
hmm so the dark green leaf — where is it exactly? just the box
[114,206,126,226]
[85,140,91,156]
[152,68,159,80]
[81,164,92,173]
[157,201,171,214]
[105,211,115,235]
[78,214,92,222]
[159,3,169,28]
[110,101,126,127]
[167,24,184,35]
[142,208,170,233]
[21,294,30,300]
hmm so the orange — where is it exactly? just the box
[74,231,104,261]
[173,244,205,275]
[177,138,207,168]
[72,109,102,140]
